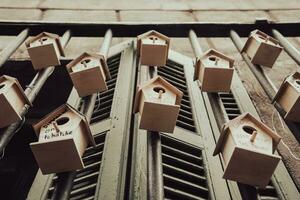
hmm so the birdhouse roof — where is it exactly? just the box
[242,29,281,53]
[273,72,300,103]
[133,76,183,113]
[33,104,96,146]
[0,75,32,106]
[137,30,170,57]
[25,32,65,56]
[194,49,234,81]
[66,52,111,80]
[213,112,281,156]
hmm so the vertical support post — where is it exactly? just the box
[189,29,258,200]
[51,29,112,200]
[147,66,164,200]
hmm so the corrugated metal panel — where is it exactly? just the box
[161,134,209,200]
[46,131,107,200]
[158,60,197,133]
[219,92,280,200]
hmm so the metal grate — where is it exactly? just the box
[46,131,107,200]
[158,60,197,132]
[161,134,209,200]
[78,53,121,124]
[219,92,280,199]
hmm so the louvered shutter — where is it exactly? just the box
[27,41,135,200]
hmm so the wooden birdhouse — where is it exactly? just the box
[0,75,32,128]
[213,112,282,187]
[194,49,234,92]
[242,30,283,68]
[137,30,170,67]
[66,52,111,97]
[133,76,183,133]
[25,32,65,70]
[273,72,300,122]
[30,104,96,174]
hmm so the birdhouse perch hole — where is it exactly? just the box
[56,117,70,126]
[242,125,256,135]
[0,83,5,89]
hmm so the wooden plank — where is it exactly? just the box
[42,10,118,22]
[0,8,41,20]
[96,41,135,200]
[0,0,40,8]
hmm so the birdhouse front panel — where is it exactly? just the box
[140,36,168,66]
[27,36,61,70]
[243,30,283,68]
[30,104,95,174]
[0,77,30,128]
[223,147,281,187]
[196,51,234,93]
[68,56,107,97]
[230,121,273,155]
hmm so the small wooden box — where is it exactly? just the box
[66,52,111,97]
[213,113,281,187]
[137,30,170,67]
[30,104,96,174]
[242,30,283,68]
[0,75,31,128]
[194,49,234,93]
[133,76,183,133]
[26,32,65,70]
[273,72,300,122]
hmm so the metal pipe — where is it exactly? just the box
[189,30,203,56]
[0,30,71,154]
[272,29,300,66]
[146,66,164,200]
[189,29,258,199]
[230,30,277,99]
[0,28,29,68]
[51,29,112,200]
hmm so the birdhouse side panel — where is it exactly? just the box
[0,94,21,128]
[70,66,107,97]
[140,44,168,66]
[27,43,61,70]
[276,84,299,115]
[30,138,84,174]
[252,43,282,68]
[223,147,281,187]
[244,38,260,60]
[201,67,233,92]
[139,101,180,133]
[73,124,90,157]
[221,133,236,166]
[285,97,300,122]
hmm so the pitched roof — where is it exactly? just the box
[0,75,32,106]
[194,48,234,80]
[241,29,282,53]
[66,52,111,80]
[137,30,170,57]
[33,104,96,146]
[25,32,65,57]
[213,112,281,155]
[133,76,183,113]
[273,72,300,103]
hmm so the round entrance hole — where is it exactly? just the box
[208,56,217,62]
[149,36,158,41]
[0,84,5,90]
[295,79,300,86]
[81,59,91,65]
[41,37,48,42]
[153,87,166,94]
[242,125,256,135]
[56,117,70,126]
